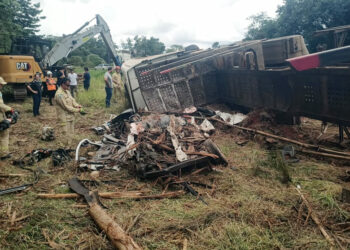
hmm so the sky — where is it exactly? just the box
[34,0,283,49]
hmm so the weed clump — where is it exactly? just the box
[255,150,291,184]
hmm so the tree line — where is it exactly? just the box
[245,0,350,52]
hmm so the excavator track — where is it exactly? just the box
[13,85,27,100]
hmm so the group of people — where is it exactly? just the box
[0,67,88,158]
[0,64,125,159]
[27,67,91,117]
[104,66,123,108]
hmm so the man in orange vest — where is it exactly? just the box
[46,71,57,106]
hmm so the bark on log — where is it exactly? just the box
[89,203,142,250]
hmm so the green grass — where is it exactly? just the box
[76,69,129,113]
[1,91,350,249]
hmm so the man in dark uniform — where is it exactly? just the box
[83,67,91,90]
[26,72,42,117]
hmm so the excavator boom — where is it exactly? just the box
[41,15,119,68]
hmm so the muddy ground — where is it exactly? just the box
[1,98,350,249]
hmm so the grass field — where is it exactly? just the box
[0,72,350,249]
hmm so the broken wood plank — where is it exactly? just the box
[144,136,175,153]
[144,157,210,178]
[203,139,229,165]
[185,151,219,159]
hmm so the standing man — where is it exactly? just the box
[104,67,113,108]
[56,68,65,88]
[27,72,42,117]
[0,77,12,159]
[68,68,78,97]
[55,78,83,144]
[112,66,123,104]
[83,67,91,91]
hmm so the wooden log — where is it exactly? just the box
[89,203,142,250]
[37,191,184,199]
[299,149,350,161]
[185,151,219,159]
[183,238,188,250]
[203,139,229,165]
[296,187,335,246]
[198,116,350,159]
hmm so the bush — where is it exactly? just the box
[68,56,83,67]
[87,54,105,67]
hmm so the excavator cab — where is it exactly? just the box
[0,36,53,99]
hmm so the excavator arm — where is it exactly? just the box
[41,15,119,68]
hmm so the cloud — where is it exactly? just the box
[35,0,283,48]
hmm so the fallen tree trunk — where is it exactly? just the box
[37,190,185,199]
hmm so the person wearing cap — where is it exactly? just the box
[0,77,13,159]
[46,71,57,106]
[54,78,83,144]
[27,72,42,117]
[112,66,123,104]
[104,67,114,108]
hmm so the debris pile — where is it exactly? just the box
[13,148,73,167]
[79,109,229,182]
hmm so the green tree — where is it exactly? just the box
[0,0,45,53]
[0,0,20,52]
[166,44,184,53]
[87,54,105,67]
[245,0,350,51]
[70,36,116,64]
[245,13,279,40]
[14,0,45,36]
[212,42,220,48]
[68,56,83,66]
[121,36,165,57]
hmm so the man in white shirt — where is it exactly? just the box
[68,68,78,97]
[104,67,114,108]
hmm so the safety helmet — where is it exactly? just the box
[47,71,53,75]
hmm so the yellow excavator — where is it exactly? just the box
[0,14,121,100]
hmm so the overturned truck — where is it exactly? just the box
[122,35,350,127]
